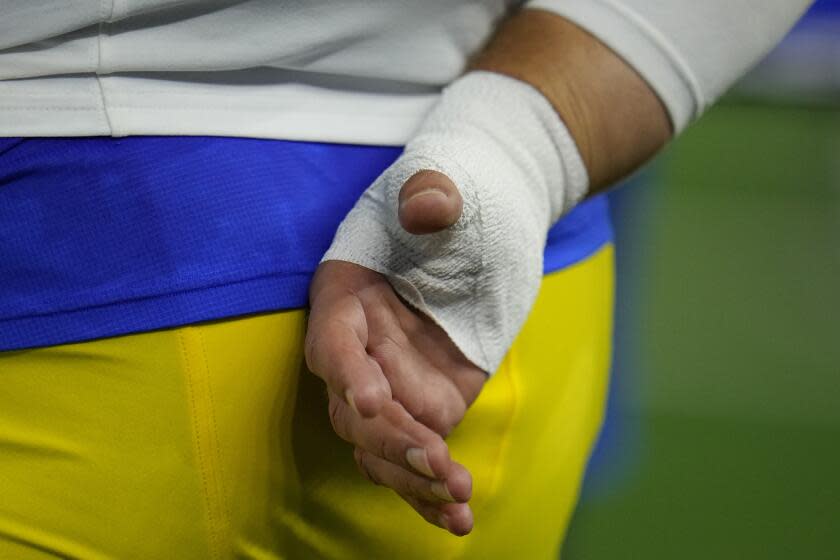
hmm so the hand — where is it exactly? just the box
[306,171,488,536]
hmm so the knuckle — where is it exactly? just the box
[428,415,450,437]
[420,401,456,437]
[440,407,460,436]
[438,392,467,435]
[425,403,451,436]
[412,405,442,435]
[408,392,430,424]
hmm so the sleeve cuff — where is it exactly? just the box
[525,0,704,132]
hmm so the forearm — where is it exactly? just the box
[471,8,671,191]
[471,1,812,193]
[322,1,810,374]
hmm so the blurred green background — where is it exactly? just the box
[562,4,840,558]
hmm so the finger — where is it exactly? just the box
[368,339,465,437]
[328,391,452,479]
[398,170,463,234]
[306,302,391,418]
[401,494,474,537]
[354,448,472,504]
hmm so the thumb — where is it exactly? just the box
[398,170,463,235]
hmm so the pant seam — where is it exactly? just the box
[196,328,233,525]
[178,328,223,560]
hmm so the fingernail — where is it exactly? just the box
[401,187,447,208]
[431,481,455,502]
[438,512,452,532]
[345,389,359,415]
[406,448,435,478]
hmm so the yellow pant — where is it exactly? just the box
[0,246,613,559]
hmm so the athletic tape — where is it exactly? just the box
[322,71,588,373]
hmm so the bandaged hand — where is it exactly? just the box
[322,71,587,373]
[306,71,587,534]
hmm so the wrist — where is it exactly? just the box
[408,70,589,225]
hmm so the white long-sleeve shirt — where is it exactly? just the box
[0,0,811,143]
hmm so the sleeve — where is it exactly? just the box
[525,0,814,131]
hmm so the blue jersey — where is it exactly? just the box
[0,136,611,351]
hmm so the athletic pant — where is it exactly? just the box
[0,245,613,559]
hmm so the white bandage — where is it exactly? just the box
[322,71,588,374]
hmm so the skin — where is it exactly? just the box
[306,8,672,536]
